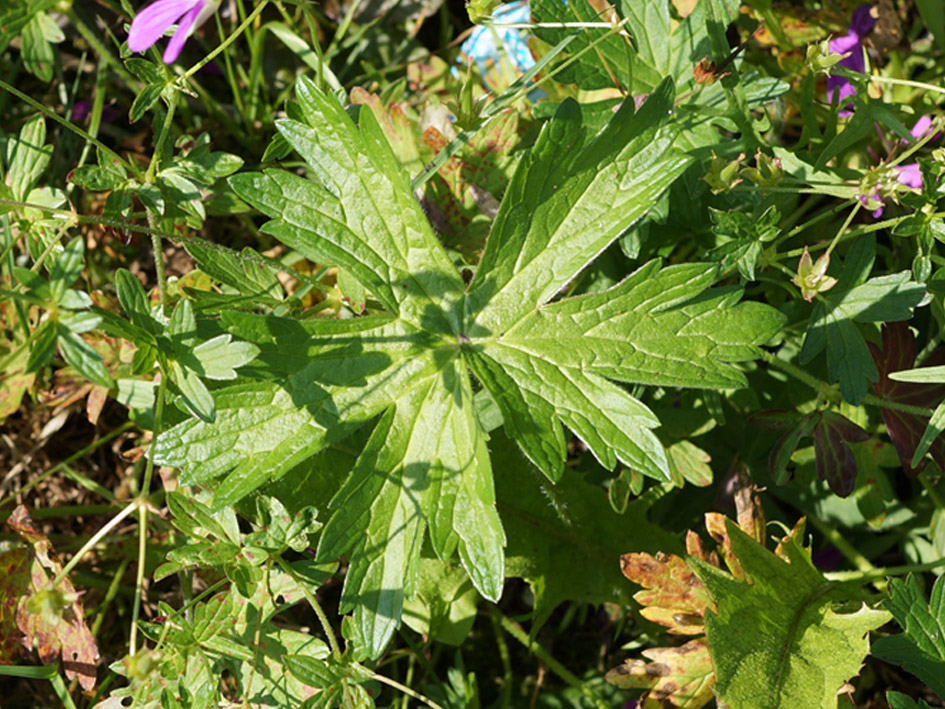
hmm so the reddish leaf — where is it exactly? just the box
[767,415,817,484]
[761,409,867,496]
[8,506,98,689]
[812,411,869,497]
[0,548,31,663]
[869,322,945,476]
[611,475,769,708]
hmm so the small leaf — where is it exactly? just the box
[6,114,51,200]
[872,574,945,700]
[188,334,259,380]
[129,83,165,124]
[56,326,111,389]
[800,236,926,404]
[172,360,215,422]
[812,411,869,497]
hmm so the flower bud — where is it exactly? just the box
[793,248,837,301]
[741,151,784,188]
[704,152,745,195]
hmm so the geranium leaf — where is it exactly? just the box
[692,519,889,708]
[156,78,783,658]
[872,574,945,700]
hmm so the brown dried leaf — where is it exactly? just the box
[8,506,98,689]
[705,512,748,581]
[0,548,32,663]
[0,372,35,424]
[605,639,716,708]
[732,464,766,544]
[621,552,714,635]
[685,529,719,566]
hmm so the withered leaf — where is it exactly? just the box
[621,552,714,635]
[0,547,32,663]
[611,475,770,708]
[8,505,98,690]
[605,639,715,708]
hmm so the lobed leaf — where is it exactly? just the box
[872,574,945,700]
[692,520,889,708]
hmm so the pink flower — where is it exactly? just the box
[128,0,221,64]
[826,4,875,115]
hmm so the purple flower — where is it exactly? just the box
[128,0,221,64]
[826,4,876,114]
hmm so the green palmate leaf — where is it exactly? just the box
[872,574,945,700]
[692,520,890,708]
[155,315,443,510]
[468,258,782,480]
[228,78,464,333]
[466,79,686,331]
[799,236,926,404]
[157,77,782,658]
[316,357,503,653]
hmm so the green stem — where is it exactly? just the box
[781,212,915,257]
[825,556,945,583]
[489,606,513,709]
[806,515,874,575]
[91,558,131,638]
[274,556,341,658]
[825,201,861,258]
[919,471,945,510]
[0,422,133,508]
[50,502,139,589]
[148,213,168,311]
[129,374,167,656]
[1,199,333,298]
[763,352,935,418]
[860,392,933,418]
[146,92,179,183]
[0,78,132,173]
[494,608,609,709]
[863,73,945,98]
[369,673,446,709]
[181,0,271,80]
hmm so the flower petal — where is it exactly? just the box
[895,163,923,190]
[848,4,876,38]
[128,0,198,53]
[162,0,206,63]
